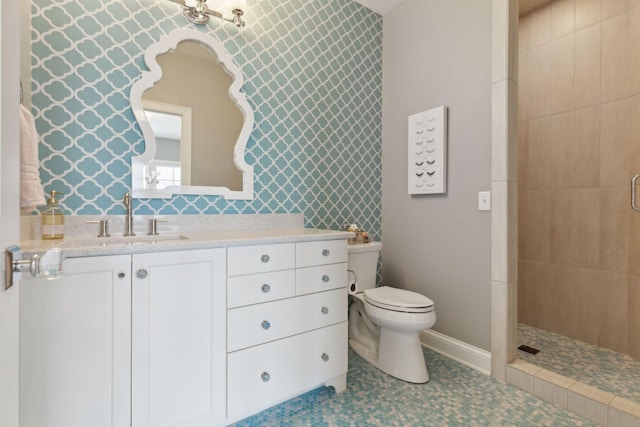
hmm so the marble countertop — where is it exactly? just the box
[21,227,354,258]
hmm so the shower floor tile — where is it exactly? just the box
[232,346,595,426]
[518,323,640,404]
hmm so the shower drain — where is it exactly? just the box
[518,344,540,355]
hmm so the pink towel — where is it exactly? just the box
[20,105,45,211]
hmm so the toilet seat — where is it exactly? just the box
[364,286,434,313]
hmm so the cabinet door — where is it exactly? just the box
[20,255,132,427]
[132,248,226,427]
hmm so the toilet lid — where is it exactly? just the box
[364,286,434,313]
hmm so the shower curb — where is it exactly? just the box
[507,359,640,426]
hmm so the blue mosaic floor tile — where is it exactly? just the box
[233,346,596,426]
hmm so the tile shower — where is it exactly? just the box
[517,0,640,381]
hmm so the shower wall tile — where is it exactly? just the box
[519,261,553,330]
[628,275,640,359]
[551,0,575,39]
[599,186,630,273]
[630,94,640,172]
[576,0,602,30]
[492,181,519,284]
[492,79,519,181]
[597,271,629,354]
[550,264,600,344]
[518,120,529,189]
[603,0,630,19]
[600,99,631,186]
[549,188,600,269]
[517,261,530,325]
[518,43,551,121]
[549,107,600,188]
[525,117,552,188]
[519,189,551,263]
[630,4,640,95]
[569,106,600,187]
[519,5,551,51]
[602,12,631,103]
[574,24,602,108]
[627,207,640,277]
[550,34,575,114]
[548,112,573,186]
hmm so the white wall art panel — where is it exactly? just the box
[407,106,447,195]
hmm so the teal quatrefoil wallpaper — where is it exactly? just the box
[30,0,382,236]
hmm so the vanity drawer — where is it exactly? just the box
[295,262,347,296]
[227,322,347,420]
[227,270,295,308]
[228,243,295,276]
[296,240,347,268]
[227,288,347,352]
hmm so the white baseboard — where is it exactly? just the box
[420,330,491,376]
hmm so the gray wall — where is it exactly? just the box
[382,0,493,350]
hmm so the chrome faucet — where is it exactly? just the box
[123,192,136,237]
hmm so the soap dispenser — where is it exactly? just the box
[41,190,65,240]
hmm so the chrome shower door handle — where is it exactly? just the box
[632,175,640,211]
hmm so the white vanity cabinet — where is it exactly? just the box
[20,248,226,427]
[18,235,349,427]
[226,240,348,421]
[20,255,132,427]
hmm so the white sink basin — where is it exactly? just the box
[59,234,190,248]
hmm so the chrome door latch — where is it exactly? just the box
[4,246,64,290]
[632,175,640,212]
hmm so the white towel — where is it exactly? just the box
[20,104,45,211]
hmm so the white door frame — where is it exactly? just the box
[0,0,23,425]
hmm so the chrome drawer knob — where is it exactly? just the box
[322,249,330,256]
[321,353,329,362]
[261,254,270,263]
[261,320,271,330]
[136,269,148,279]
[321,307,329,315]
[118,272,126,279]
[322,275,330,283]
[261,372,270,382]
[261,284,271,293]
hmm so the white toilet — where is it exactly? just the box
[348,242,436,383]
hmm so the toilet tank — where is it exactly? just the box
[347,242,382,294]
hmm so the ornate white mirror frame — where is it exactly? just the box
[130,28,254,199]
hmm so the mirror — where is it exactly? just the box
[130,28,254,199]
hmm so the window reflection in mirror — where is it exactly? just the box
[141,40,243,191]
[143,108,185,190]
